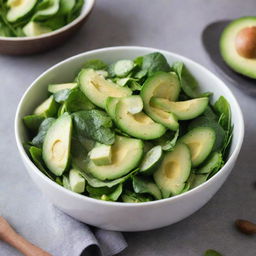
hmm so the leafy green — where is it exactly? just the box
[67,0,84,22]
[72,110,115,145]
[28,146,55,180]
[54,88,95,112]
[101,184,123,201]
[132,176,162,200]
[154,129,179,151]
[121,190,152,203]
[214,96,231,131]
[82,59,108,70]
[31,117,55,147]
[188,108,225,152]
[135,52,171,76]
[197,152,223,175]
[204,249,223,256]
[172,62,200,98]
[23,114,45,132]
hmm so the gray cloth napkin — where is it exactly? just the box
[0,167,127,256]
[202,20,256,96]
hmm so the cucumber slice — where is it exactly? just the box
[43,113,72,176]
[79,69,132,109]
[62,175,71,190]
[48,83,78,93]
[7,0,37,22]
[34,95,59,117]
[69,169,86,193]
[180,127,216,167]
[140,145,162,175]
[89,144,112,166]
[151,97,209,120]
[113,60,134,77]
[154,143,191,197]
[125,95,143,114]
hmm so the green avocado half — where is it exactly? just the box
[220,16,256,79]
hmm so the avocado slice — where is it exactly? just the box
[34,95,59,117]
[89,143,112,166]
[86,135,144,180]
[220,17,256,79]
[141,72,180,130]
[48,83,78,93]
[79,69,132,109]
[154,143,191,197]
[23,22,52,37]
[42,113,72,176]
[115,96,166,140]
[105,97,120,119]
[180,127,216,167]
[151,97,209,120]
[6,0,37,22]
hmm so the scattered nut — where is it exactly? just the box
[235,219,256,235]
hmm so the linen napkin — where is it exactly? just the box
[202,20,256,97]
[0,164,127,256]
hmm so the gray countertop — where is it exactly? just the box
[1,0,256,255]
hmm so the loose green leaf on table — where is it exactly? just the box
[204,249,223,256]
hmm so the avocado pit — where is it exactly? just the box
[235,26,256,59]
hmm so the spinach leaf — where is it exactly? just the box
[121,190,152,203]
[132,176,162,200]
[214,96,231,131]
[172,62,199,98]
[54,89,95,112]
[75,166,139,188]
[82,59,107,70]
[67,0,84,22]
[72,110,115,145]
[154,129,179,151]
[31,117,55,147]
[28,146,55,181]
[136,52,171,76]
[23,114,45,133]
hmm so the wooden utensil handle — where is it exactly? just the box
[0,217,51,256]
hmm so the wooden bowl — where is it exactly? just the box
[0,0,95,55]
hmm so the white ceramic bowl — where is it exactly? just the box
[15,46,244,231]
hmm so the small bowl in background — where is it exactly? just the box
[0,0,95,55]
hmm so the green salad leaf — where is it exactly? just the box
[172,62,200,98]
[72,110,115,145]
[82,59,108,70]
[31,117,55,147]
[135,52,171,76]
[121,190,152,203]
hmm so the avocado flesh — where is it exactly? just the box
[154,143,191,197]
[220,16,256,79]
[151,97,208,120]
[86,136,144,180]
[115,97,166,140]
[23,21,52,37]
[180,127,216,167]
[7,0,37,22]
[79,69,132,109]
[48,83,78,93]
[42,113,72,176]
[141,72,180,130]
